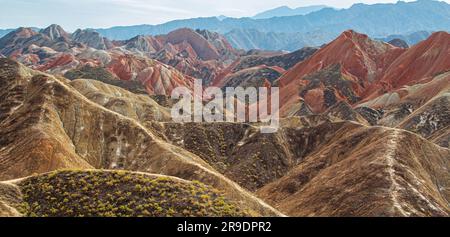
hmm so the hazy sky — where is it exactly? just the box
[0,0,447,31]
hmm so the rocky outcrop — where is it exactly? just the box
[297,64,363,113]
[219,66,283,88]
[358,71,450,145]
[165,28,221,61]
[195,29,238,61]
[397,85,450,149]
[324,101,370,125]
[0,183,23,217]
[212,47,317,89]
[124,35,162,53]
[72,29,113,50]
[0,27,76,60]
[40,24,70,41]
[354,106,384,126]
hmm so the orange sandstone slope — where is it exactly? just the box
[277,30,406,115]
[257,125,450,217]
[0,58,282,216]
[106,53,195,95]
[357,72,450,128]
[34,51,195,96]
[365,31,450,99]
[164,28,221,61]
[121,28,239,84]
[0,26,234,96]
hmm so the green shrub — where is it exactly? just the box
[19,170,244,217]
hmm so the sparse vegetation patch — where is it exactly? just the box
[18,170,244,217]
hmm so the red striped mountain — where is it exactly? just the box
[277,30,450,116]
[119,28,240,84]
[212,47,318,89]
[0,26,200,95]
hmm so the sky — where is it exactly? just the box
[0,0,447,31]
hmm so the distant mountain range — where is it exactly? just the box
[225,29,438,51]
[0,0,449,51]
[377,31,433,45]
[92,0,450,42]
[0,27,432,52]
[252,5,329,19]
[224,29,334,51]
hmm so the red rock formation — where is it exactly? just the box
[164,28,221,61]
[119,28,239,85]
[107,53,194,95]
[123,35,164,53]
[0,26,241,95]
[0,28,38,56]
[107,54,146,81]
[136,64,195,96]
[366,31,450,100]
[40,24,71,41]
[37,54,75,71]
[277,30,450,115]
[277,30,406,115]
[17,54,40,65]
[212,47,316,89]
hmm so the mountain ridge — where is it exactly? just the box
[94,0,450,40]
[252,5,329,19]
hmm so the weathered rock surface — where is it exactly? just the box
[0,59,282,217]
[2,170,248,217]
[257,125,450,217]
[277,30,405,115]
